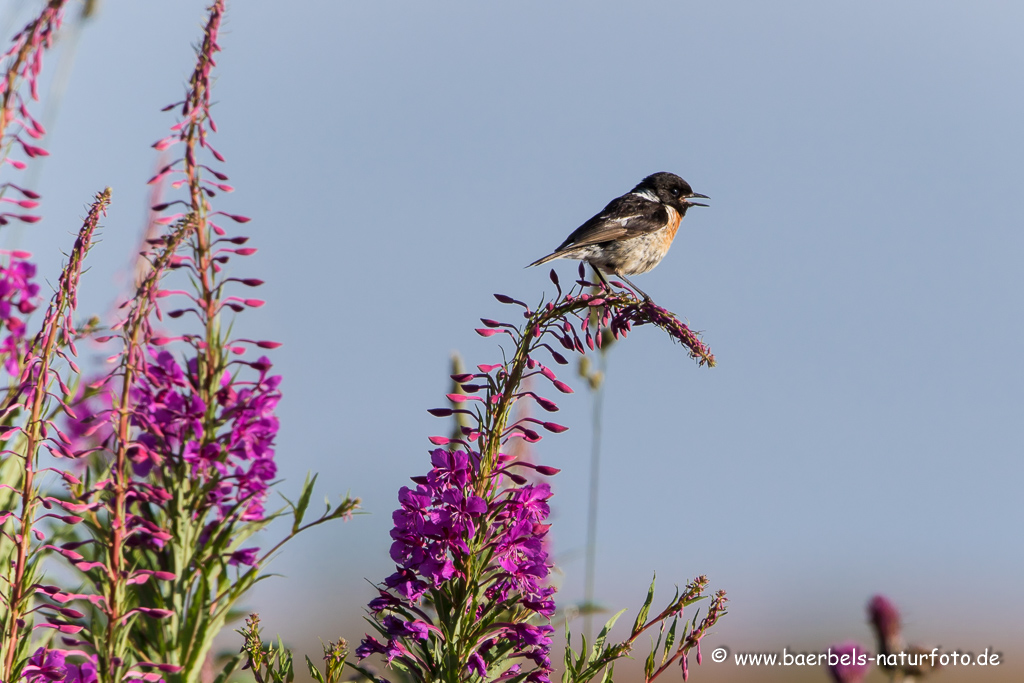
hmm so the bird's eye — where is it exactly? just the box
[670,187,681,197]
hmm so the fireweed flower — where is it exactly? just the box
[127,347,281,522]
[21,648,66,683]
[356,266,722,683]
[21,649,97,683]
[0,251,41,372]
[62,658,98,683]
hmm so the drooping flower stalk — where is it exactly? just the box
[473,268,713,487]
[354,267,720,683]
[0,188,109,683]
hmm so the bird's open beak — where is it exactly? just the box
[685,192,709,207]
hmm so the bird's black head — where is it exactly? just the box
[636,172,709,213]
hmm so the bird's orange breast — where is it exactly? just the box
[654,205,682,251]
[664,205,682,239]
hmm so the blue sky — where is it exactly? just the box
[6,1,1023,679]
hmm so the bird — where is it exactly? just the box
[528,172,708,300]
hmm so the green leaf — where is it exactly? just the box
[211,652,246,683]
[305,656,326,683]
[662,617,678,664]
[593,608,628,656]
[345,661,379,682]
[577,633,589,669]
[563,621,576,683]
[292,472,318,532]
[631,574,657,635]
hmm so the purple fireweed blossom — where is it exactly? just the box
[21,648,66,683]
[502,622,555,674]
[383,450,550,600]
[0,251,41,372]
[361,448,556,680]
[354,636,386,660]
[127,348,281,522]
[21,651,99,683]
[228,547,259,567]
[62,659,97,683]
[466,652,487,677]
[381,615,435,642]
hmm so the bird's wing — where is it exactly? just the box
[555,196,669,252]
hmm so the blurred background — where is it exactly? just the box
[3,1,1022,681]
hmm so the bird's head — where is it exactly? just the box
[638,172,709,213]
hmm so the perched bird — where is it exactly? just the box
[528,172,708,299]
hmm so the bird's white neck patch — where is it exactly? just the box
[631,189,658,202]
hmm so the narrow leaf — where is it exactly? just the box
[632,574,657,635]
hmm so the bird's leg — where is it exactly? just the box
[615,273,651,302]
[590,264,612,294]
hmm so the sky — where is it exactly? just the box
[4,1,1023,681]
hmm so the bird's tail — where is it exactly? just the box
[526,251,565,269]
